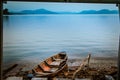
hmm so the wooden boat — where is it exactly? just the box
[32,51,68,78]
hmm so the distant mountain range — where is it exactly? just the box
[20,9,58,14]
[79,9,118,14]
[7,9,119,15]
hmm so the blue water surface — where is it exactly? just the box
[3,14,120,64]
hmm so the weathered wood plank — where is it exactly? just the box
[72,54,91,80]
[32,78,91,80]
[6,77,23,80]
[32,78,47,80]
[3,64,24,79]
[3,64,18,75]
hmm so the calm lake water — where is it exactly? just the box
[3,14,120,65]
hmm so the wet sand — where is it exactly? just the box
[68,57,118,68]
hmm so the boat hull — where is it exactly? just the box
[32,52,68,78]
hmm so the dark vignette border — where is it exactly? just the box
[0,1,120,80]
[0,0,3,80]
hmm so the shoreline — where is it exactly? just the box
[3,57,118,70]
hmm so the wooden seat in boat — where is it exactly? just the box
[45,54,66,67]
[50,60,62,67]
[38,62,58,73]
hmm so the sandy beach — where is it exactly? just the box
[3,56,118,80]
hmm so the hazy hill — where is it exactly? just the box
[21,9,58,14]
[6,9,119,15]
[79,9,118,14]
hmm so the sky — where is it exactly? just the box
[3,1,118,12]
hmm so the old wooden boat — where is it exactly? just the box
[32,51,68,77]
